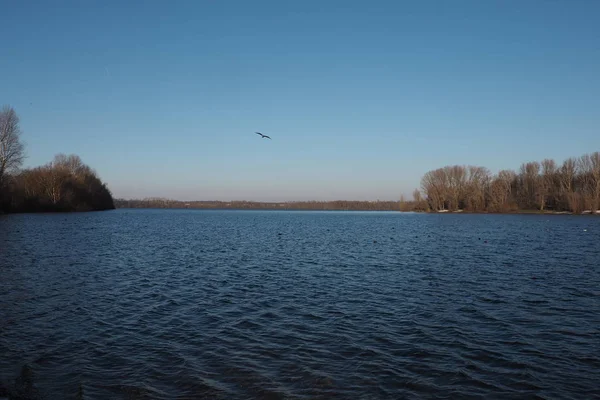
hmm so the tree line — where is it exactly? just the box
[114,198,402,211]
[115,151,600,214]
[414,152,600,214]
[4,103,597,215]
[0,106,115,213]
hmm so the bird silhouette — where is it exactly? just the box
[255,132,271,139]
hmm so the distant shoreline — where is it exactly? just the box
[113,200,599,215]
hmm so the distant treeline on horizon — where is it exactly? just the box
[116,150,600,215]
[2,105,599,215]
[114,199,402,211]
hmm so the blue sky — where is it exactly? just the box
[2,0,598,201]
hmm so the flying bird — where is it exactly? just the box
[255,132,271,139]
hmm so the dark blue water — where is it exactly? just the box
[1,210,599,399]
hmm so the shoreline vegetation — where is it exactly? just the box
[116,149,599,215]
[2,105,599,215]
[113,198,599,215]
[0,106,115,213]
[416,151,600,215]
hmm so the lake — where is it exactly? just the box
[1,209,599,399]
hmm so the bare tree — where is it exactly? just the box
[0,106,25,186]
[488,179,505,212]
[41,166,66,205]
[421,168,447,211]
[464,166,490,211]
[517,161,541,210]
[487,170,516,212]
[591,152,600,211]
[52,153,92,179]
[412,188,422,203]
[558,158,579,212]
[410,188,428,211]
[540,159,557,211]
[446,166,467,210]
[578,152,600,211]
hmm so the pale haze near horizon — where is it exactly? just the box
[1,1,598,202]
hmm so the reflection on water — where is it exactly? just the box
[1,210,599,399]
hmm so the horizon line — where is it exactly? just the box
[114,198,406,203]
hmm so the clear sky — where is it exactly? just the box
[1,0,598,201]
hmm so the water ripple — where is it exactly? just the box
[1,210,599,399]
